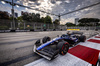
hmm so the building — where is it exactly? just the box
[75,18,79,25]
[9,12,18,18]
[10,14,12,17]
[21,11,24,15]
[14,12,18,18]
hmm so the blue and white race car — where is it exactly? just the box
[33,31,86,60]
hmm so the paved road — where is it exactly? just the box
[0,30,99,66]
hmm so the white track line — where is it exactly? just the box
[25,53,90,66]
[88,37,100,40]
[80,42,100,51]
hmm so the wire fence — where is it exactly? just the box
[0,19,100,32]
[0,19,66,31]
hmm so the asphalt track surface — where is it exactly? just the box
[0,30,99,66]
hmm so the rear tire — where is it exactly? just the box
[42,36,51,43]
[79,35,86,42]
[57,41,69,55]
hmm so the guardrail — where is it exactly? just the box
[67,26,100,30]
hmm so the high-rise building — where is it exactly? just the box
[14,12,18,18]
[10,14,12,17]
[21,11,24,15]
[75,18,79,25]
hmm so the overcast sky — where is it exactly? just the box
[0,0,100,24]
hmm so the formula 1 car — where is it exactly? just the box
[33,31,86,60]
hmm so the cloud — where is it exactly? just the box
[81,5,100,18]
[56,1,62,5]
[65,0,70,3]
[1,0,100,25]
[0,4,11,13]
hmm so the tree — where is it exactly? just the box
[0,11,9,19]
[78,18,100,23]
[78,23,85,26]
[21,12,41,22]
[78,18,100,26]
[17,16,23,22]
[31,13,36,22]
[44,15,52,24]
[35,13,41,22]
[19,11,53,23]
[22,13,29,22]
[53,19,60,25]
[65,22,76,27]
[21,12,32,22]
[41,17,45,23]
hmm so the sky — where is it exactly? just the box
[0,0,100,24]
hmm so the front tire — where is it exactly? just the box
[42,36,51,43]
[57,41,69,55]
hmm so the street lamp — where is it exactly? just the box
[58,14,61,24]
[1,1,5,4]
[16,5,19,8]
[11,0,15,31]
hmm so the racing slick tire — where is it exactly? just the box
[42,36,51,43]
[79,35,86,42]
[35,39,41,46]
[57,41,69,55]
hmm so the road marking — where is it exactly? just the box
[80,42,100,51]
[68,45,99,65]
[88,39,100,44]
[95,36,100,38]
[25,53,90,66]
